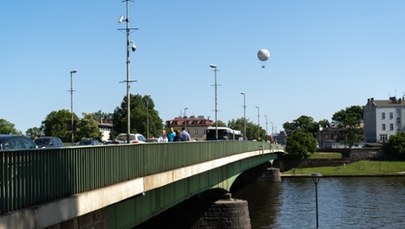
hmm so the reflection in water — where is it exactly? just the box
[233,182,282,228]
[233,177,405,229]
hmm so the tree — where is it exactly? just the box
[318,119,330,128]
[285,129,317,160]
[212,120,227,128]
[0,119,21,134]
[382,132,405,160]
[283,115,319,137]
[332,105,363,148]
[228,118,266,140]
[112,94,163,138]
[89,110,113,122]
[26,127,42,139]
[42,109,79,142]
[76,113,102,140]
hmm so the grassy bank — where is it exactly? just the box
[283,160,405,176]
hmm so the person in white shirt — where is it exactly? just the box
[158,130,168,143]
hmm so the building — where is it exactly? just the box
[274,131,286,146]
[98,118,113,142]
[166,116,213,141]
[317,126,346,149]
[363,97,405,143]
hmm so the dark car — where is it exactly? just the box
[77,138,101,146]
[34,136,64,148]
[0,134,37,151]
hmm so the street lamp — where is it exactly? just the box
[240,92,246,140]
[270,121,274,142]
[264,115,268,140]
[210,64,219,140]
[119,0,138,143]
[184,107,188,130]
[256,106,260,140]
[69,69,77,145]
[311,173,322,229]
[145,95,150,139]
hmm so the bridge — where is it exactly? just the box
[0,141,283,228]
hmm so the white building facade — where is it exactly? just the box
[363,97,405,143]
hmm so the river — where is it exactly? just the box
[232,176,405,229]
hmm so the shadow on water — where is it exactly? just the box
[232,182,282,229]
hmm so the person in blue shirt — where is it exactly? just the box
[167,127,176,142]
[181,127,191,141]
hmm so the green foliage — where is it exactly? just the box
[76,113,102,140]
[89,110,113,121]
[318,119,330,128]
[285,129,317,160]
[213,120,227,128]
[25,127,42,139]
[228,118,266,140]
[332,105,363,127]
[0,118,21,134]
[112,94,163,138]
[283,115,319,137]
[283,161,405,176]
[332,105,363,148]
[42,109,79,142]
[383,132,405,160]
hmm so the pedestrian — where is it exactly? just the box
[167,127,176,142]
[158,130,168,143]
[173,129,183,142]
[181,127,191,141]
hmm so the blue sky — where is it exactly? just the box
[1,1,405,134]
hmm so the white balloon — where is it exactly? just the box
[257,49,270,62]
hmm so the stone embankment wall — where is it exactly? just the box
[298,158,352,168]
[277,148,383,171]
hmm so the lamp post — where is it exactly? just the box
[311,173,322,229]
[119,0,138,143]
[184,107,188,131]
[69,69,77,145]
[256,106,260,140]
[210,64,219,140]
[240,92,246,140]
[270,121,274,142]
[264,115,268,140]
[146,96,150,139]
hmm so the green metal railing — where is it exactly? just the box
[1,141,282,214]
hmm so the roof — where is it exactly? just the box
[367,97,405,108]
[166,116,213,127]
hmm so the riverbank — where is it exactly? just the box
[281,160,405,177]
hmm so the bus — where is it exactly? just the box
[206,126,243,141]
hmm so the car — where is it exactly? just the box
[34,136,64,148]
[0,134,37,151]
[77,138,102,146]
[114,133,146,144]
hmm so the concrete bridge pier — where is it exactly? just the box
[135,188,251,229]
[256,167,281,183]
[191,188,251,229]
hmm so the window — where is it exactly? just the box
[382,112,386,119]
[382,124,386,131]
[390,123,394,131]
[380,134,388,142]
[390,112,394,119]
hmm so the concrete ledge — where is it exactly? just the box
[0,178,145,229]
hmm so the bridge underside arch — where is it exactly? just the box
[107,153,276,228]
